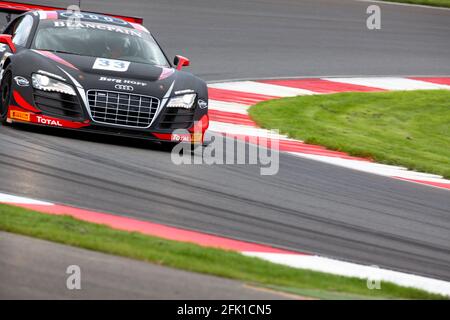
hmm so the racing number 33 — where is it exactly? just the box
[93,58,130,72]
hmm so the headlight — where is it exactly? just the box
[166,93,196,109]
[32,73,76,96]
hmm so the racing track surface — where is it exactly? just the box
[0,0,449,284]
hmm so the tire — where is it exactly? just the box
[0,70,12,125]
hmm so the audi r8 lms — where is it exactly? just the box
[0,2,209,146]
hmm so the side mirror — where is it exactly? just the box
[174,55,190,70]
[0,35,16,53]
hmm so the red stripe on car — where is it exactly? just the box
[12,91,40,113]
[34,50,79,70]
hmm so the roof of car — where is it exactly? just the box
[34,10,149,33]
[0,1,144,24]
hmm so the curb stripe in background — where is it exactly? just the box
[207,77,450,190]
[409,77,450,86]
[259,78,385,93]
[208,87,278,105]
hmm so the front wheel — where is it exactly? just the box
[0,70,12,125]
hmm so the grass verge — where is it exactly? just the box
[249,90,450,179]
[0,203,446,299]
[382,0,450,8]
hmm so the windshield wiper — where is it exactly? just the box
[39,49,82,56]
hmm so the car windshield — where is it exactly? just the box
[32,20,170,67]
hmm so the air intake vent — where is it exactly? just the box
[33,90,84,120]
[158,108,195,129]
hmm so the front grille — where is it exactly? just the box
[33,90,84,120]
[87,90,159,128]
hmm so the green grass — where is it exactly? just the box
[383,0,450,8]
[249,90,450,179]
[0,204,446,299]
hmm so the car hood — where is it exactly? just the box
[25,49,207,100]
[49,52,168,81]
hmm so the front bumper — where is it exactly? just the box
[7,91,209,144]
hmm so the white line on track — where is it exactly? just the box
[289,152,450,183]
[0,193,54,205]
[209,100,250,115]
[208,81,315,97]
[244,252,450,297]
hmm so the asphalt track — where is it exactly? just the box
[0,0,449,292]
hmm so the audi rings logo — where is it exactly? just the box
[115,84,134,92]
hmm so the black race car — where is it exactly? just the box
[0,2,209,146]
